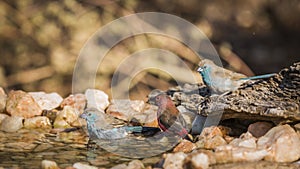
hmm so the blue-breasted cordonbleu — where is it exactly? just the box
[80,108,145,139]
[197,59,276,93]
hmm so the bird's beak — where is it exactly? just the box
[80,113,87,119]
[197,67,203,72]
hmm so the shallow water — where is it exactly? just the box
[0,129,161,168]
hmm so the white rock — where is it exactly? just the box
[85,89,109,111]
[41,160,59,169]
[230,132,257,149]
[163,152,187,169]
[29,92,63,110]
[73,162,97,169]
[24,116,51,129]
[54,106,79,128]
[257,124,300,162]
[0,87,6,112]
[126,160,144,169]
[214,145,268,163]
[0,116,23,132]
[190,153,210,169]
[0,113,9,124]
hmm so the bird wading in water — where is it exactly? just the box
[197,59,276,93]
[154,93,189,138]
[80,108,157,139]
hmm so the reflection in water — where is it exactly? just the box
[0,129,161,168]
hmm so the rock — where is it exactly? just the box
[0,116,23,132]
[6,90,42,118]
[0,87,6,112]
[248,121,274,138]
[41,160,59,169]
[196,126,227,149]
[126,160,144,169]
[185,152,210,169]
[257,124,300,162]
[85,89,109,111]
[229,132,257,149]
[294,123,300,131]
[54,106,79,128]
[107,99,157,123]
[24,116,51,129]
[61,93,86,114]
[73,162,97,169]
[110,164,127,169]
[0,113,9,124]
[173,139,196,153]
[214,145,268,163]
[163,152,187,169]
[29,92,63,110]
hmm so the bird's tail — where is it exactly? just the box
[124,126,143,133]
[124,126,161,134]
[239,73,276,80]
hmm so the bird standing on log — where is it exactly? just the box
[154,93,189,138]
[197,59,276,93]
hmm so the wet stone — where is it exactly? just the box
[24,116,51,129]
[54,106,79,128]
[41,160,59,169]
[0,116,24,132]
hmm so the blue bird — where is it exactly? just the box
[197,59,276,93]
[80,108,159,139]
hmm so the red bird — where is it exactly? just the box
[154,93,188,137]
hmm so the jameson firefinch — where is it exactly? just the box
[154,93,189,137]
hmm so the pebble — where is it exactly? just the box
[6,90,42,118]
[126,160,145,169]
[257,124,300,162]
[0,87,6,112]
[73,162,97,169]
[0,116,23,132]
[248,121,274,138]
[163,152,187,169]
[24,116,51,129]
[61,93,86,114]
[214,145,268,163]
[29,92,63,110]
[173,139,196,153]
[107,99,157,123]
[41,160,59,169]
[85,89,109,111]
[0,113,9,124]
[54,106,79,128]
[185,152,210,169]
[229,132,257,149]
[196,126,227,149]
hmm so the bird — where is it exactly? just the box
[80,108,159,139]
[154,93,189,138]
[197,59,276,93]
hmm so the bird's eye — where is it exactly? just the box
[203,65,207,69]
[88,113,91,116]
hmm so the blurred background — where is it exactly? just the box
[0,0,299,99]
